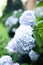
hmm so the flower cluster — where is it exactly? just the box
[29,50,39,61]
[5,15,18,27]
[5,10,39,61]
[5,9,22,27]
[34,7,43,18]
[0,55,20,65]
[5,9,22,34]
[14,25,35,54]
[19,10,36,26]
[0,55,13,65]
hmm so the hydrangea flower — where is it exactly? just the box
[19,10,36,26]
[5,10,39,61]
[40,11,43,17]
[5,37,17,53]
[5,25,35,54]
[0,55,13,65]
[29,50,39,61]
[34,7,43,18]
[5,10,18,27]
[13,63,20,65]
[14,25,35,54]
[5,16,18,27]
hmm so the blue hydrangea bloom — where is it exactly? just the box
[5,25,35,54]
[5,16,18,27]
[19,10,36,26]
[5,10,39,61]
[29,50,39,61]
[0,55,13,65]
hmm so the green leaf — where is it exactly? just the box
[33,31,43,48]
[21,63,29,65]
[33,20,43,51]
[37,1,43,7]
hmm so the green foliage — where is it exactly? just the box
[0,23,9,57]
[12,53,18,62]
[33,20,43,53]
[21,63,29,65]
[37,1,43,7]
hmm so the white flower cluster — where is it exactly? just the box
[14,25,35,54]
[5,11,18,27]
[13,63,20,65]
[19,10,36,26]
[5,9,22,33]
[0,55,20,65]
[5,9,22,27]
[29,50,39,61]
[0,55,13,65]
[34,7,43,18]
[5,37,17,53]
[5,16,18,27]
[5,10,39,61]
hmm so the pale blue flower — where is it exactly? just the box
[5,10,36,55]
[13,63,20,65]
[5,25,35,54]
[5,38,17,53]
[5,16,18,27]
[19,10,36,26]
[34,7,43,18]
[29,50,39,61]
[0,55,13,65]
